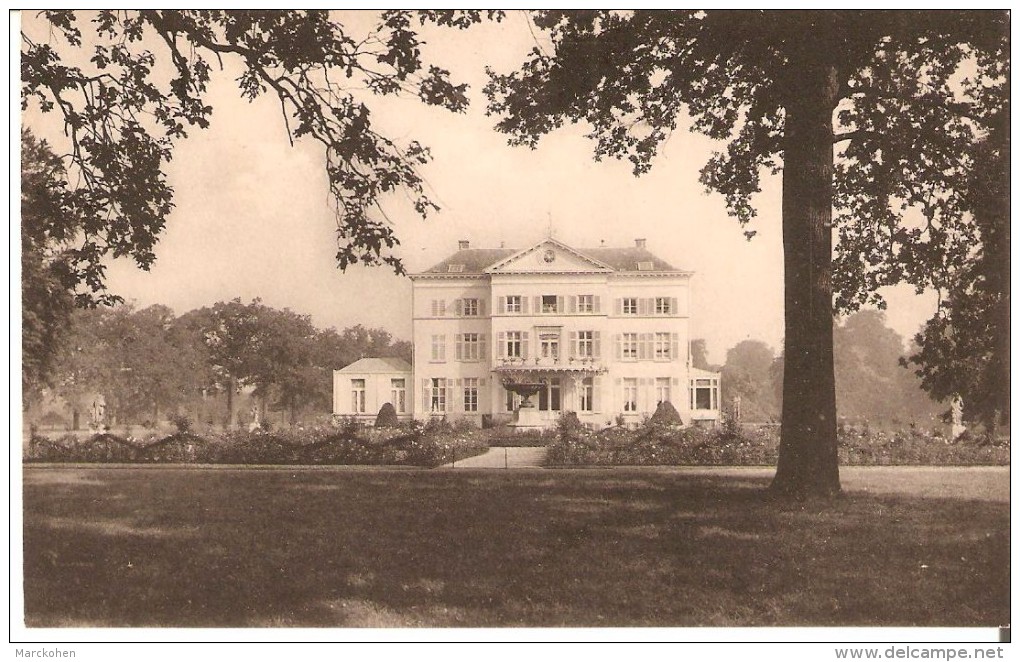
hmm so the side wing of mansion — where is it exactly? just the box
[334,237,721,428]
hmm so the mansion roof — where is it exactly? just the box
[419,239,682,275]
[336,357,412,374]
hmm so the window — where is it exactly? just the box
[577,294,594,313]
[577,331,594,357]
[622,333,639,360]
[655,297,672,315]
[693,378,718,410]
[542,295,558,313]
[447,264,464,273]
[461,333,480,361]
[351,379,366,413]
[391,378,406,413]
[506,331,522,358]
[637,261,655,271]
[538,378,561,411]
[654,332,672,360]
[622,297,638,315]
[430,299,447,317]
[656,378,671,405]
[505,389,521,412]
[463,378,479,412]
[461,298,479,316]
[580,377,594,412]
[623,378,638,412]
[430,334,446,361]
[506,295,522,313]
[540,333,560,361]
[431,378,447,413]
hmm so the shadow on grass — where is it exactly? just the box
[23,468,1009,627]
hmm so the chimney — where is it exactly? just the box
[600,239,606,247]
[458,239,470,250]
[635,238,647,248]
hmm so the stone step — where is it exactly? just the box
[445,446,548,469]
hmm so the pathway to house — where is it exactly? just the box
[444,446,548,469]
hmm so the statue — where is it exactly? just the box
[950,395,966,440]
[89,395,107,432]
[248,403,262,432]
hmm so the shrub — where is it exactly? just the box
[375,402,399,428]
[169,412,193,435]
[648,401,684,427]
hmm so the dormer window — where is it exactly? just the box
[637,261,655,271]
[447,264,464,273]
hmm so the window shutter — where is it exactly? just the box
[593,331,601,358]
[670,297,679,316]
[615,298,623,315]
[431,300,438,317]
[522,332,530,360]
[592,376,602,413]
[455,299,463,317]
[614,377,623,413]
[614,334,622,360]
[422,379,430,412]
[637,298,645,316]
[568,295,577,313]
[454,378,463,412]
[455,335,463,361]
[638,334,649,360]
[593,296,601,314]
[479,334,487,361]
[498,296,506,314]
[671,333,680,362]
[569,331,578,358]
[438,300,447,317]
[498,332,506,358]
[439,335,446,361]
[534,296,542,314]
[479,299,486,316]
[557,295,565,313]
[522,297,530,314]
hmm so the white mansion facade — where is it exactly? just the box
[396,237,720,428]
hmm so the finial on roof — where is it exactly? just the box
[600,239,606,247]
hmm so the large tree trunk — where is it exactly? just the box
[770,48,842,497]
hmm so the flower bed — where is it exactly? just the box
[24,421,489,468]
[547,418,1009,466]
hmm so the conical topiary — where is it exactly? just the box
[649,400,684,426]
[375,402,399,428]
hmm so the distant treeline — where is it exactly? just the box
[25,298,411,429]
[696,310,943,428]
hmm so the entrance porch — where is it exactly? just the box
[494,362,606,430]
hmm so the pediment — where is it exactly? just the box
[484,239,613,274]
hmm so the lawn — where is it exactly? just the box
[22,466,1009,628]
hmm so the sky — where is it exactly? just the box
[20,11,939,365]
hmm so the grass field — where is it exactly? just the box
[22,466,1008,628]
